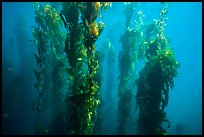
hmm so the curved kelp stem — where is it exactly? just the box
[135,3,180,135]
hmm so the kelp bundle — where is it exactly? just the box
[32,3,67,134]
[117,2,138,134]
[92,49,104,134]
[104,40,115,114]
[104,40,115,105]
[61,2,89,134]
[94,39,115,134]
[135,3,180,135]
[60,2,111,135]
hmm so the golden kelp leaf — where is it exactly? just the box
[89,22,99,38]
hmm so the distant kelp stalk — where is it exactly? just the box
[117,2,140,134]
[135,3,180,135]
[94,39,116,134]
[32,2,68,134]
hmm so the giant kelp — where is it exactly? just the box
[32,3,67,134]
[31,2,180,135]
[60,2,111,135]
[104,39,115,111]
[117,2,139,134]
[91,49,104,135]
[32,4,50,133]
[135,3,180,135]
[94,39,116,134]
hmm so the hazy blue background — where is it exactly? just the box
[2,2,202,135]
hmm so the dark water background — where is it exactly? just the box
[2,2,202,135]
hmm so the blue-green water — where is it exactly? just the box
[2,2,202,135]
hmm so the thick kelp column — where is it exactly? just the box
[94,39,115,134]
[61,3,88,134]
[33,3,56,134]
[117,3,137,134]
[32,3,68,134]
[136,3,180,135]
[60,2,111,135]
[104,40,115,109]
[79,3,104,134]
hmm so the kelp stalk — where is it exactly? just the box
[117,2,138,134]
[136,3,180,135]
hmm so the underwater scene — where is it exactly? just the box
[2,2,202,135]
